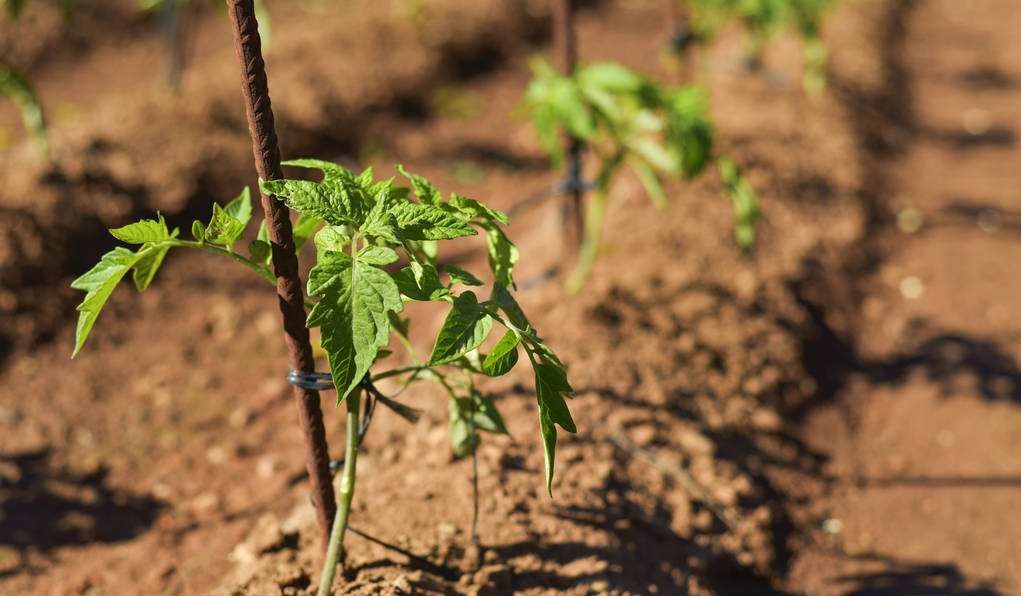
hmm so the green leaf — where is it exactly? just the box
[482,330,519,377]
[204,202,247,246]
[71,247,143,356]
[393,261,449,302]
[447,194,509,225]
[485,227,519,288]
[490,283,530,330]
[363,201,476,242]
[132,245,170,291]
[260,178,361,227]
[578,62,646,94]
[314,225,352,253]
[191,220,206,241]
[531,352,576,494]
[666,87,714,177]
[249,239,272,262]
[448,391,510,457]
[428,291,493,365]
[396,164,442,206]
[306,252,404,402]
[293,212,321,250]
[224,187,253,227]
[446,265,483,287]
[358,245,399,266]
[719,158,761,249]
[627,156,667,208]
[472,391,509,434]
[109,215,171,244]
[0,65,47,158]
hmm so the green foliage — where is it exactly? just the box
[525,59,759,291]
[0,65,48,159]
[264,161,575,491]
[719,158,761,249]
[73,163,576,493]
[525,59,713,191]
[684,0,834,92]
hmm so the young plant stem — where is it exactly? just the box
[565,150,622,294]
[226,0,336,550]
[551,0,585,260]
[565,189,608,294]
[317,390,362,596]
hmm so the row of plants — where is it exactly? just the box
[66,0,837,593]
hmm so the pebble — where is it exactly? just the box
[899,276,924,300]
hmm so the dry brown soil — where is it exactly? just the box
[0,0,1018,595]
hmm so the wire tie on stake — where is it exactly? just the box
[287,369,335,392]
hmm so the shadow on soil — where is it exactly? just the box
[785,0,1019,593]
[829,554,1001,596]
[0,448,164,579]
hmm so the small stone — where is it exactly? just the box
[978,208,1001,233]
[190,492,220,513]
[206,446,227,465]
[899,276,924,300]
[392,576,413,593]
[438,522,459,540]
[822,518,843,535]
[962,108,991,135]
[228,408,251,429]
[896,208,924,234]
[257,455,280,479]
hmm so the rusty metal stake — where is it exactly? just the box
[552,0,585,260]
[226,0,337,551]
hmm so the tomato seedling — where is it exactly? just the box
[524,59,760,292]
[680,0,834,93]
[71,161,576,594]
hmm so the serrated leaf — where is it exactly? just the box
[396,164,442,206]
[204,202,247,246]
[71,247,144,356]
[363,201,476,242]
[447,194,509,225]
[446,265,483,287]
[306,252,404,402]
[109,215,171,244]
[261,178,361,227]
[482,330,519,377]
[531,353,576,494]
[314,225,352,253]
[393,261,449,302]
[358,245,399,266]
[429,291,493,365]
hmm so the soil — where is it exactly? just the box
[0,0,1018,594]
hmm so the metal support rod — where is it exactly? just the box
[225,0,337,551]
[552,0,585,259]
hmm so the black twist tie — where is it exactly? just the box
[287,369,335,391]
[553,175,595,195]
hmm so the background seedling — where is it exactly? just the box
[523,58,759,292]
[679,0,834,93]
